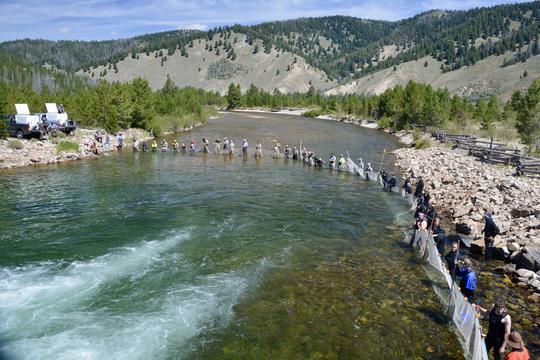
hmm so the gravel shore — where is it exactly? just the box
[394,145,540,298]
[0,128,151,170]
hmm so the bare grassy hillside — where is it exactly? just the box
[327,53,540,100]
[84,33,336,94]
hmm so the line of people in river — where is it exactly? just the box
[128,134,530,359]
[407,176,529,360]
[131,137,382,174]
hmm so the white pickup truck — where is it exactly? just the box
[4,104,44,139]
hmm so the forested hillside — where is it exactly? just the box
[1,2,538,82]
[0,30,205,73]
[0,54,91,92]
[0,1,539,97]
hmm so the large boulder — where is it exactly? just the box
[513,246,540,272]
[470,238,485,255]
[510,208,535,218]
[456,223,472,235]
[453,206,471,219]
[515,268,536,279]
[492,240,510,260]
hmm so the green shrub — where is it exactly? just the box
[8,139,24,150]
[148,106,216,136]
[377,116,393,129]
[302,108,322,117]
[0,120,8,139]
[52,131,67,139]
[56,141,79,153]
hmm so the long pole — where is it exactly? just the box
[378,148,387,174]
[376,148,387,185]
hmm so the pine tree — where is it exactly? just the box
[226,83,241,109]
[0,82,8,139]
[516,79,540,152]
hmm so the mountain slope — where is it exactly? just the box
[327,52,540,100]
[82,33,335,94]
[0,1,539,96]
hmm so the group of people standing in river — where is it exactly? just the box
[407,175,529,360]
[128,134,531,359]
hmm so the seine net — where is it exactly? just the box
[408,230,488,360]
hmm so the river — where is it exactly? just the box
[0,112,464,359]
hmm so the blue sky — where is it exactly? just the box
[0,0,532,41]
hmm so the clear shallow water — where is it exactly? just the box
[0,112,463,359]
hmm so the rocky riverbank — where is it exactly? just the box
[0,128,151,170]
[393,145,540,298]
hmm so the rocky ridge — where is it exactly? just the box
[394,145,540,296]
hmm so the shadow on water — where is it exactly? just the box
[0,338,12,360]
[415,305,451,325]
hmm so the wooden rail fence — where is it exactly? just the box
[432,131,540,176]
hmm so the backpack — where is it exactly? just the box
[486,219,500,237]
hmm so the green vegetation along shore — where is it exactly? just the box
[1,74,539,154]
[0,76,224,136]
[225,79,540,153]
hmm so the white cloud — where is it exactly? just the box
[0,0,533,41]
[59,26,72,34]
[178,23,208,31]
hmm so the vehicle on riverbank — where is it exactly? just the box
[1,104,45,139]
[38,103,77,135]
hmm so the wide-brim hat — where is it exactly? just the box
[507,331,523,349]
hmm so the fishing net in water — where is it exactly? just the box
[344,157,360,174]
[408,230,489,360]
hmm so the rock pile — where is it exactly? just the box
[394,145,540,295]
[0,128,151,170]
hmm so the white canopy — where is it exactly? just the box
[15,103,30,115]
[45,103,58,113]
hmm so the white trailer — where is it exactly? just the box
[15,104,40,127]
[44,103,68,126]
[41,103,77,134]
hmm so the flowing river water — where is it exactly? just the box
[0,112,469,359]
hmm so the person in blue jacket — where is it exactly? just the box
[456,258,476,302]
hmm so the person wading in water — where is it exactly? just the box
[242,139,249,157]
[455,258,476,302]
[477,299,512,360]
[255,141,262,158]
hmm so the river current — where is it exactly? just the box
[0,112,464,359]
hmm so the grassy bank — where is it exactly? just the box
[147,106,217,136]
[56,141,80,153]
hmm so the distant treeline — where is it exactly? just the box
[1,74,538,153]
[0,76,224,135]
[225,79,540,152]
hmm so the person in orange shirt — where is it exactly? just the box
[504,331,530,360]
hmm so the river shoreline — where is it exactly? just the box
[0,121,212,171]
[393,146,540,297]
[0,128,152,170]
